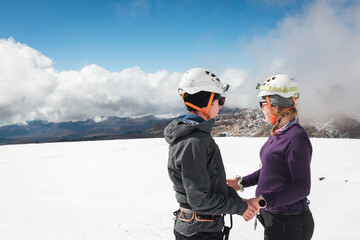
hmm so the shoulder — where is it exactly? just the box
[287,124,310,139]
[286,124,312,150]
[177,125,213,146]
[188,130,215,147]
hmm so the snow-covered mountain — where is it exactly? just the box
[0,109,359,145]
[0,116,161,145]
[212,109,360,138]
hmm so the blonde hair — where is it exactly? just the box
[271,107,298,135]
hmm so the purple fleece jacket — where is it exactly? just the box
[242,124,312,214]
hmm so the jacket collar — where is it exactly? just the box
[164,118,214,144]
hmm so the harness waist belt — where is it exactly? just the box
[179,203,222,217]
[179,202,192,210]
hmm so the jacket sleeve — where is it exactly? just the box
[262,132,312,208]
[180,138,248,216]
[242,169,261,187]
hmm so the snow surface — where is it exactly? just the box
[0,137,359,240]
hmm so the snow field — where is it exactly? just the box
[0,137,359,239]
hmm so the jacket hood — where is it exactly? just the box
[164,118,215,145]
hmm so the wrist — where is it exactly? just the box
[235,175,244,192]
[258,195,267,208]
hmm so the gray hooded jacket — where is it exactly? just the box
[164,118,248,235]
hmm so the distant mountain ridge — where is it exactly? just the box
[0,116,160,145]
[0,109,359,145]
[212,109,360,138]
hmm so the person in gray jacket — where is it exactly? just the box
[164,68,261,240]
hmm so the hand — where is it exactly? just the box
[242,198,261,221]
[246,197,262,210]
[226,178,240,191]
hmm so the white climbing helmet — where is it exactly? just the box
[256,74,300,98]
[178,68,229,95]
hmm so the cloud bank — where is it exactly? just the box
[0,0,359,126]
[244,0,360,120]
[0,38,183,126]
[221,0,360,121]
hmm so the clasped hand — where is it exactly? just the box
[226,178,263,221]
[242,198,261,221]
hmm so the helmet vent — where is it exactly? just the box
[205,70,218,79]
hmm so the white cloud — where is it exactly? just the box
[41,65,183,122]
[0,38,57,125]
[228,0,360,120]
[0,38,184,126]
[219,68,254,108]
[1,0,359,125]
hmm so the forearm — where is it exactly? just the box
[262,181,310,208]
[242,169,261,187]
[188,188,248,216]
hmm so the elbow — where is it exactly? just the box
[300,182,311,197]
[293,180,311,199]
[304,186,311,196]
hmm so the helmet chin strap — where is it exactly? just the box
[182,92,215,120]
[266,96,297,125]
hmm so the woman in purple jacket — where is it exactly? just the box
[227,74,314,240]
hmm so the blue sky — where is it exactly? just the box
[0,0,359,125]
[0,0,307,73]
